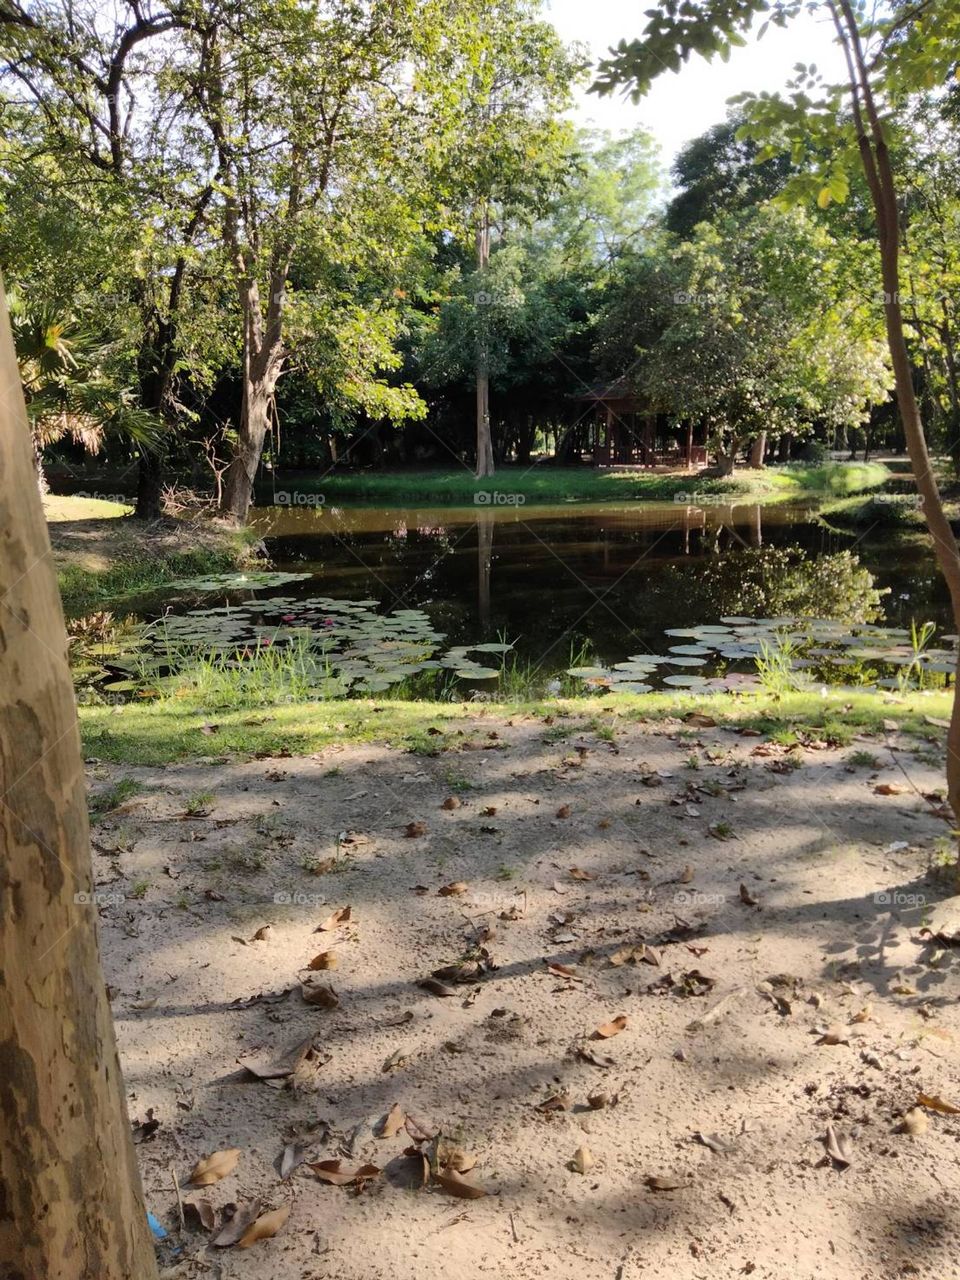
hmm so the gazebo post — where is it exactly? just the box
[685,420,694,470]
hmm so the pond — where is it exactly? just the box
[74,499,956,701]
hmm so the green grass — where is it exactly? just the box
[78,686,951,767]
[264,461,890,508]
[57,541,255,617]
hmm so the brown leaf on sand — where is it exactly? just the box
[238,1204,291,1249]
[874,782,906,796]
[546,961,581,982]
[569,865,594,880]
[850,1004,872,1024]
[556,804,572,819]
[569,1145,594,1174]
[900,1108,929,1136]
[239,1036,314,1081]
[280,1144,304,1180]
[418,977,458,998]
[376,1103,406,1139]
[316,906,351,932]
[300,980,339,1009]
[684,712,717,728]
[307,1159,381,1188]
[593,1015,627,1040]
[436,1168,488,1199]
[739,883,759,908]
[438,881,468,897]
[679,864,694,884]
[211,1199,261,1246]
[815,1024,849,1046]
[306,950,338,971]
[404,1114,437,1143]
[482,805,498,816]
[441,1146,477,1174]
[441,796,461,810]
[824,1124,853,1169]
[189,1148,241,1187]
[251,925,272,941]
[405,821,427,838]
[537,1090,572,1112]
[645,1174,684,1191]
[917,1092,960,1115]
[183,1198,217,1232]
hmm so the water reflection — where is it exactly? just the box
[250,500,949,672]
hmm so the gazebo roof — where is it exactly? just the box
[577,379,645,411]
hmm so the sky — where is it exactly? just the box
[545,0,849,171]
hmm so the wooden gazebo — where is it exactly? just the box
[579,381,707,470]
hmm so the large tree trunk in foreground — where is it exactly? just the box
[0,275,158,1279]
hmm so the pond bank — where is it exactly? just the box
[46,495,260,617]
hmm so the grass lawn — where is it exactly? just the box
[79,686,952,766]
[265,461,891,507]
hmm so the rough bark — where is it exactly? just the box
[833,0,960,830]
[475,210,495,480]
[0,275,158,1279]
[748,432,766,469]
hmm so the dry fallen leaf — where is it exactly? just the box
[300,980,339,1009]
[917,1092,960,1115]
[405,821,427,837]
[377,1103,406,1138]
[306,950,338,971]
[900,1108,929,1136]
[824,1123,853,1169]
[587,1093,608,1110]
[441,796,461,810]
[251,925,272,942]
[440,1145,477,1174]
[189,1148,241,1187]
[537,1091,572,1112]
[569,865,595,881]
[593,1015,628,1040]
[738,883,759,908]
[211,1199,260,1247]
[645,1174,684,1191]
[569,1145,594,1174]
[316,906,351,932]
[404,1114,436,1143]
[438,881,468,897]
[238,1204,291,1249]
[418,977,458,998]
[556,804,572,819]
[815,1024,850,1046]
[436,1168,488,1199]
[239,1036,314,1081]
[308,1159,381,1187]
[679,864,694,884]
[183,1198,216,1232]
[874,782,907,796]
[850,1005,872,1024]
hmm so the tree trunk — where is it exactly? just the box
[221,276,283,526]
[135,451,164,521]
[835,0,960,829]
[475,208,495,480]
[0,276,159,1279]
[748,432,766,469]
[715,437,739,476]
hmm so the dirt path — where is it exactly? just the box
[87,712,960,1280]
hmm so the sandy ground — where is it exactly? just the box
[86,711,960,1280]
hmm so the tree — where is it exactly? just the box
[594,0,960,828]
[0,274,158,1276]
[419,0,582,476]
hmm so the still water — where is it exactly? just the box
[250,500,950,674]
